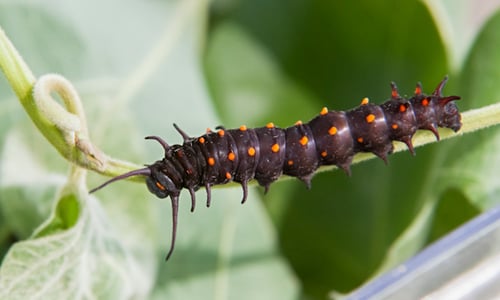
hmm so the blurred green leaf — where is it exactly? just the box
[439,9,500,217]
[151,189,299,300]
[0,130,65,239]
[427,188,481,242]
[423,0,500,72]
[204,22,319,127]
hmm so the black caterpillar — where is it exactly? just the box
[90,77,462,260]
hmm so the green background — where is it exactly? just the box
[1,0,500,299]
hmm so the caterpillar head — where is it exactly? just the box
[432,77,462,132]
[89,135,181,260]
[145,164,180,199]
[90,134,182,198]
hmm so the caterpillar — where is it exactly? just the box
[90,77,461,260]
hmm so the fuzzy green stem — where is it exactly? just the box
[1,25,500,186]
[0,26,142,181]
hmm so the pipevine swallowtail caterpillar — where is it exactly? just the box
[90,77,462,260]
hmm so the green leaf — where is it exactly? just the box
[204,22,319,127]
[0,183,154,299]
[0,130,65,240]
[35,193,80,237]
[151,189,299,300]
[423,0,500,72]
[443,10,500,210]
[427,188,480,243]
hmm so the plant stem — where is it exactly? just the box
[0,27,142,182]
[1,24,500,186]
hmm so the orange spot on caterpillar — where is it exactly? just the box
[357,137,364,143]
[295,120,303,126]
[218,129,225,137]
[266,122,275,129]
[391,89,399,98]
[300,136,308,146]
[328,126,337,135]
[156,182,166,191]
[415,85,422,95]
[228,152,235,161]
[366,114,376,123]
[321,151,327,157]
[198,137,205,144]
[208,157,215,166]
[422,98,430,106]
[399,104,407,112]
[225,172,232,180]
[361,97,369,105]
[287,160,294,166]
[271,144,280,153]
[240,125,247,131]
[248,147,256,157]
[320,107,328,115]
[392,123,398,129]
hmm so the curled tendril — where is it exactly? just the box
[1,26,142,183]
[33,74,86,146]
[31,73,142,177]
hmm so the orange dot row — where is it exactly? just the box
[200,103,416,170]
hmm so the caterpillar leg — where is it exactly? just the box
[240,181,249,204]
[205,183,212,207]
[188,187,196,212]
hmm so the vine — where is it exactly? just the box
[1,26,500,184]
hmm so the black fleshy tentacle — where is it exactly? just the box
[89,167,151,194]
[165,195,180,261]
